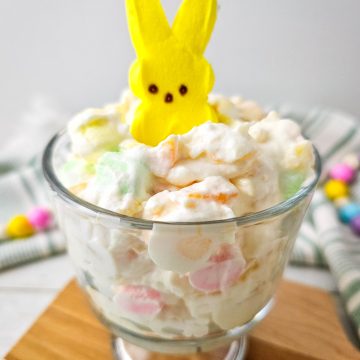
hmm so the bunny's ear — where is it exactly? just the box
[172,0,217,55]
[125,0,172,56]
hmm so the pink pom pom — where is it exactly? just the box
[27,207,52,231]
[329,163,356,183]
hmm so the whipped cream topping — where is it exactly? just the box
[61,90,314,220]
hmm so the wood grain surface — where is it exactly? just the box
[5,280,360,360]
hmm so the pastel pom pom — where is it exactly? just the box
[338,203,360,224]
[6,215,35,238]
[350,215,360,236]
[329,164,356,183]
[326,154,360,236]
[324,179,348,200]
[27,207,53,230]
[113,285,164,317]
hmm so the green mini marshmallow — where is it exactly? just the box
[280,170,306,200]
[59,158,95,187]
[95,151,151,199]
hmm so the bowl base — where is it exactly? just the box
[112,337,248,360]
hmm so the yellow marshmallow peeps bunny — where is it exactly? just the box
[125,0,219,146]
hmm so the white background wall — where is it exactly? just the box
[1,0,359,131]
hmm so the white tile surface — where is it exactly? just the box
[0,254,74,358]
[0,254,74,290]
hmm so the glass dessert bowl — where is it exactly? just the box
[42,130,321,359]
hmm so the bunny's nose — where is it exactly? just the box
[164,93,174,103]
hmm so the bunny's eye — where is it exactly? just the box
[179,85,188,96]
[148,84,159,94]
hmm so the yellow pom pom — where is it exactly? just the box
[6,215,35,238]
[324,180,348,200]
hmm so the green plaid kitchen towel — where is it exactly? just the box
[1,101,360,336]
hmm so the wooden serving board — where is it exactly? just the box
[5,280,360,360]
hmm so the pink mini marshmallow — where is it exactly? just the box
[113,285,164,317]
[189,258,245,293]
[189,245,246,293]
[209,243,235,263]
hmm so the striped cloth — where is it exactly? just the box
[0,97,67,270]
[1,102,360,337]
[0,160,65,269]
[278,105,360,339]
[281,106,360,266]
